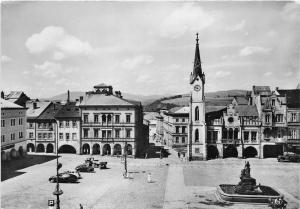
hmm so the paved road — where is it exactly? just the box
[1,151,300,209]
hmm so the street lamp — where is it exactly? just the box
[53,130,63,209]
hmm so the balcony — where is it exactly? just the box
[81,137,135,142]
[286,138,300,144]
[82,121,135,126]
[221,139,240,144]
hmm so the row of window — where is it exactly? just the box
[265,114,284,123]
[264,129,298,139]
[83,129,131,138]
[59,121,77,128]
[175,136,186,143]
[1,118,23,127]
[243,131,257,141]
[37,133,53,140]
[1,132,23,142]
[175,118,186,123]
[59,133,77,140]
[175,126,187,134]
[83,114,131,123]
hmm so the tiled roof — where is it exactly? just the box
[37,103,63,121]
[0,99,24,109]
[5,91,23,99]
[80,94,140,107]
[234,97,249,105]
[169,106,190,114]
[26,101,51,118]
[144,112,161,121]
[206,106,227,113]
[235,105,258,116]
[253,86,271,95]
[167,105,226,116]
[55,102,80,118]
[277,89,300,108]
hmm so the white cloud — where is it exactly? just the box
[121,55,154,70]
[226,20,246,31]
[264,72,272,77]
[215,71,231,78]
[25,26,94,60]
[1,55,12,63]
[160,4,214,39]
[240,46,270,56]
[34,61,62,78]
[285,71,293,77]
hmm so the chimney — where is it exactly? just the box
[33,102,37,109]
[1,91,4,99]
[67,90,70,103]
[79,96,83,103]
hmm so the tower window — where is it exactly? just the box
[195,106,199,121]
[195,129,199,142]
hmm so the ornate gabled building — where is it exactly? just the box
[79,84,148,157]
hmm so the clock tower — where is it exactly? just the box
[188,33,207,160]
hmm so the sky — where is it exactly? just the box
[1,1,300,98]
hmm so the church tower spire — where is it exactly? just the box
[190,33,204,84]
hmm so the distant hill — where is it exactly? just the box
[47,91,169,105]
[144,89,250,112]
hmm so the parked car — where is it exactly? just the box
[75,163,94,172]
[49,172,78,183]
[61,170,82,179]
[277,152,300,162]
[93,161,108,169]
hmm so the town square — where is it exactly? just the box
[1,1,300,209]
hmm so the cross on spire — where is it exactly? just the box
[190,33,204,84]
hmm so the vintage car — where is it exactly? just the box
[93,161,108,169]
[62,170,82,179]
[49,172,78,183]
[277,152,300,162]
[75,163,94,172]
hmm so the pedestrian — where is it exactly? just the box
[79,204,83,209]
[147,173,152,183]
[177,152,180,158]
[145,152,148,159]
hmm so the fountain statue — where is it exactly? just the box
[215,161,285,205]
[234,161,259,194]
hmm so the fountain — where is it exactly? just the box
[216,161,283,204]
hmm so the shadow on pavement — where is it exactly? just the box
[137,144,170,159]
[1,154,59,181]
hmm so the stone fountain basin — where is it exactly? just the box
[216,184,281,204]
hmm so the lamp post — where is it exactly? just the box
[53,130,63,209]
[124,141,127,177]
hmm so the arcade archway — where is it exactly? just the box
[113,144,122,155]
[36,144,45,153]
[27,143,35,152]
[207,145,219,159]
[59,145,76,154]
[244,146,258,158]
[102,144,111,155]
[223,145,238,158]
[92,144,100,154]
[82,144,90,154]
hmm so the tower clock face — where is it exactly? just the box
[194,85,201,91]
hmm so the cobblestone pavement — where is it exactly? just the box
[1,152,300,209]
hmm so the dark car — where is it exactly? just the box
[75,163,94,172]
[49,172,78,183]
[277,152,300,162]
